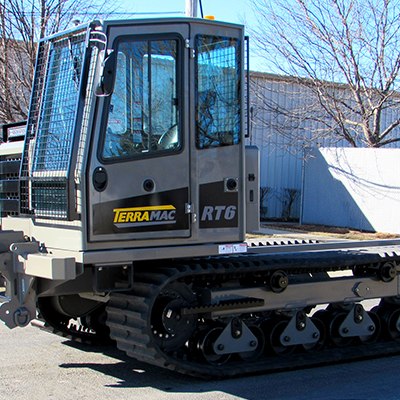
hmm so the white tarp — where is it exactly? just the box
[302,147,400,233]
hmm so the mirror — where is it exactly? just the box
[95,50,116,96]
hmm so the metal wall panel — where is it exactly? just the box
[248,73,400,220]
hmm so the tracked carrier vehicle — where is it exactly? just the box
[2,17,400,378]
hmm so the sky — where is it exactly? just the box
[123,0,249,21]
[118,0,267,71]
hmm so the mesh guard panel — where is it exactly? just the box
[20,29,88,219]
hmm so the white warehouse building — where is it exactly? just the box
[248,71,400,222]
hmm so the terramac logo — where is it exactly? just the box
[113,205,176,228]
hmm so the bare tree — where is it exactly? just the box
[259,185,273,219]
[249,0,400,149]
[0,0,121,124]
[278,188,300,221]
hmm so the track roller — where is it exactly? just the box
[237,325,265,362]
[302,318,326,351]
[261,311,323,355]
[196,318,265,364]
[262,318,296,355]
[197,327,232,365]
[316,304,378,347]
[374,303,400,342]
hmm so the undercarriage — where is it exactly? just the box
[21,241,400,378]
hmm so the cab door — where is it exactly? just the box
[190,23,246,243]
[88,23,190,243]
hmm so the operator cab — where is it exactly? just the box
[4,18,248,252]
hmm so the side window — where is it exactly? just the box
[195,35,241,149]
[102,38,180,160]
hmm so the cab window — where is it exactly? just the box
[195,35,241,149]
[102,38,180,160]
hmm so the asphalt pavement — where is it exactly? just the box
[1,228,398,399]
[2,322,400,400]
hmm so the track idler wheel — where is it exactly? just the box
[151,284,198,352]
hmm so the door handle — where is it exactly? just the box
[93,167,108,192]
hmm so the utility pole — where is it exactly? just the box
[185,0,197,17]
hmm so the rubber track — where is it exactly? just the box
[106,250,400,378]
[36,299,111,346]
[38,320,103,345]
